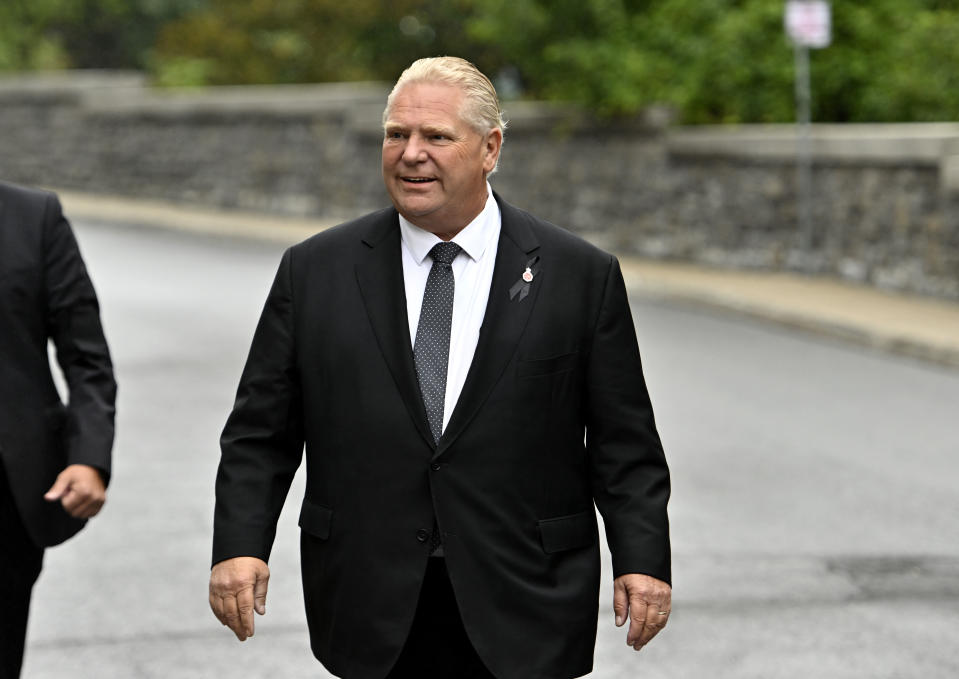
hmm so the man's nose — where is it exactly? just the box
[401,135,428,163]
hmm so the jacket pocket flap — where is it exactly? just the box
[517,351,578,378]
[537,510,596,554]
[298,500,333,539]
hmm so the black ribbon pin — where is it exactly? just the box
[509,256,541,301]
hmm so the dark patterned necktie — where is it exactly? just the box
[413,242,462,444]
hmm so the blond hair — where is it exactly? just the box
[383,56,507,137]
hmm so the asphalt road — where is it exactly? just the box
[23,220,959,678]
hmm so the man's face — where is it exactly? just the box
[382,82,502,239]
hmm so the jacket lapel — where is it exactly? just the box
[354,210,435,449]
[437,197,542,457]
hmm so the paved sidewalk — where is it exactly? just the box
[60,189,959,370]
[619,259,959,369]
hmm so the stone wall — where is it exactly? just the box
[659,126,959,298]
[1,72,957,299]
[0,72,390,221]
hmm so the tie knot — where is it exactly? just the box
[429,242,461,266]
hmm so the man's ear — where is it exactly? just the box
[483,128,503,174]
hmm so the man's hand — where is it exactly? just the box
[44,464,106,518]
[209,557,270,641]
[613,573,671,651]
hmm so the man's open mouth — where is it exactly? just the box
[402,177,436,184]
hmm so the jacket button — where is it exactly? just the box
[416,528,430,542]
[430,463,441,472]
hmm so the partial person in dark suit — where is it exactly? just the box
[210,56,670,679]
[0,181,116,678]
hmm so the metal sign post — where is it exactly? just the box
[785,0,831,260]
[794,42,813,253]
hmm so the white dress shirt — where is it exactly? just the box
[399,185,501,434]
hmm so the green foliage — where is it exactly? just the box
[0,0,73,70]
[460,0,959,122]
[4,0,959,122]
[652,0,798,123]
[464,0,654,116]
[152,0,483,85]
[843,7,959,121]
[0,0,203,71]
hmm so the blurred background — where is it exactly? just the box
[3,0,959,121]
[3,0,959,293]
[2,1,958,678]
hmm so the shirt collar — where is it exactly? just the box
[399,183,499,265]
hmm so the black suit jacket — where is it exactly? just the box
[214,195,670,679]
[0,181,116,548]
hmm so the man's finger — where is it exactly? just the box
[68,496,103,519]
[61,488,100,517]
[614,573,672,651]
[253,570,269,616]
[219,593,248,641]
[60,487,83,512]
[60,487,87,513]
[45,466,107,517]
[209,591,223,625]
[640,603,669,647]
[236,585,256,638]
[209,557,270,641]
[210,591,233,630]
[64,495,89,517]
[626,590,648,648]
[612,579,628,627]
[81,499,105,518]
[44,474,70,501]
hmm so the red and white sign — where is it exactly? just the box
[785,0,832,48]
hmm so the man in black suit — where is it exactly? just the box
[210,57,671,679]
[0,181,116,677]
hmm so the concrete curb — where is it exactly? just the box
[621,260,959,370]
[58,190,336,244]
[630,284,959,369]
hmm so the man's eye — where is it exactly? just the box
[387,131,405,139]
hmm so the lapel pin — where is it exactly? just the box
[509,256,541,302]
